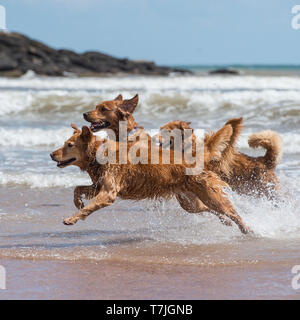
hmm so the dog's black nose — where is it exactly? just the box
[83,112,89,120]
[50,152,54,160]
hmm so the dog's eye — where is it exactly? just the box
[68,143,74,148]
[101,106,109,112]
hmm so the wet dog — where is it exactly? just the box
[160,118,283,199]
[50,124,252,234]
[83,94,146,141]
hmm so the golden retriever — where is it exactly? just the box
[160,118,283,199]
[50,124,252,234]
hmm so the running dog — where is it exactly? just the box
[50,124,252,234]
[159,118,283,199]
[82,94,220,217]
[83,94,145,140]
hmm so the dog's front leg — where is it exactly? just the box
[64,179,117,225]
[73,185,100,209]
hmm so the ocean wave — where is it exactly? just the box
[0,127,108,147]
[0,127,299,156]
[0,127,73,147]
[0,79,300,122]
[2,74,300,91]
[0,172,90,188]
[0,90,102,116]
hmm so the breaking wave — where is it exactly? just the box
[0,127,299,156]
[0,75,299,128]
[0,171,89,188]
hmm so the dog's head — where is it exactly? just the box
[50,124,95,169]
[157,121,194,149]
[157,120,235,168]
[83,94,139,133]
[160,120,193,133]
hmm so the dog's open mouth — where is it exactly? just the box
[57,158,76,167]
[90,121,110,132]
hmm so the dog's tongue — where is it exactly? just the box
[90,123,100,130]
[90,121,108,131]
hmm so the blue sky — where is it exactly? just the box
[1,0,300,65]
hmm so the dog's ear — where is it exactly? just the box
[206,124,233,160]
[114,94,123,101]
[80,126,92,142]
[120,94,138,113]
[71,123,80,134]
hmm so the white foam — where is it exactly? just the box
[1,74,300,91]
[0,127,108,147]
[230,191,300,239]
[0,172,90,188]
[0,76,300,120]
[1,126,299,155]
[0,127,73,147]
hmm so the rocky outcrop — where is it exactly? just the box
[0,32,190,77]
[209,68,240,75]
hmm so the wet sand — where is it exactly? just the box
[1,186,300,299]
[0,258,299,299]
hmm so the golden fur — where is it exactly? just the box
[160,118,283,199]
[83,95,244,221]
[50,125,252,234]
[83,94,146,140]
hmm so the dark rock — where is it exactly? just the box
[0,52,18,70]
[0,32,190,77]
[209,68,240,75]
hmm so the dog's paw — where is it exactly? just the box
[241,226,254,235]
[63,217,78,225]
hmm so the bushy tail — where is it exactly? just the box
[248,130,283,169]
[225,117,243,147]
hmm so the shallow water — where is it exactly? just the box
[0,73,300,298]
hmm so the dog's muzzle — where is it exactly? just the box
[83,112,89,121]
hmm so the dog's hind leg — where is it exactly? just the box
[187,173,252,234]
[64,179,118,225]
[176,193,232,226]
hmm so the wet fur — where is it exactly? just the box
[50,125,252,234]
[161,118,283,199]
[82,95,222,220]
